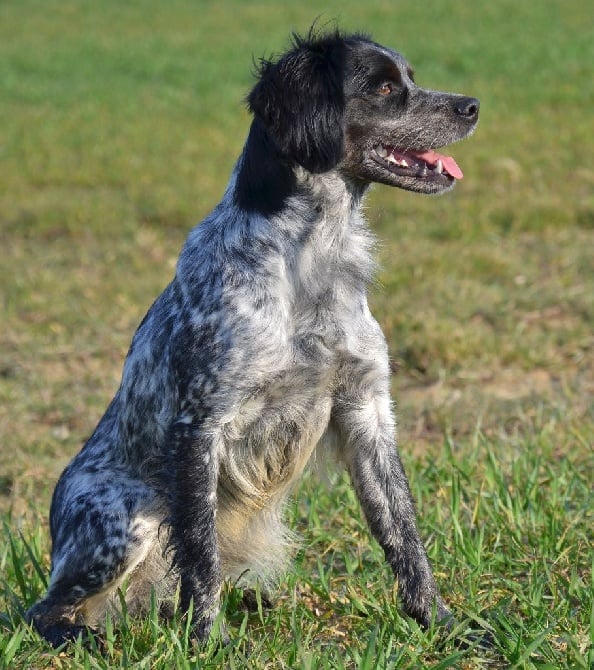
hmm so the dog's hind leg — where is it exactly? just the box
[26,466,163,647]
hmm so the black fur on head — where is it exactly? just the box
[247,28,355,174]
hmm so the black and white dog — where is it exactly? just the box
[27,29,479,646]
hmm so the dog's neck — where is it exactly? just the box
[198,120,377,300]
[233,118,370,219]
[292,165,368,214]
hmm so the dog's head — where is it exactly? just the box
[247,29,479,195]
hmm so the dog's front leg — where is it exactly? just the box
[168,414,223,641]
[333,376,452,629]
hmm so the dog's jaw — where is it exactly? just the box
[341,126,478,196]
[368,144,462,194]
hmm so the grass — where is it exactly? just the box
[1,0,593,667]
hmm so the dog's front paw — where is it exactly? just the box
[190,612,230,647]
[412,599,455,632]
[30,619,105,651]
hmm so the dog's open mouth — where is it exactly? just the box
[372,145,463,182]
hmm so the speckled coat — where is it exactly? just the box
[27,29,479,646]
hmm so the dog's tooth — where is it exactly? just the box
[386,153,397,163]
[435,159,443,174]
[419,165,428,177]
[396,158,409,168]
[376,145,389,158]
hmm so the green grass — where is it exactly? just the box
[1,0,593,667]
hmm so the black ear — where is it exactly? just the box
[247,32,346,173]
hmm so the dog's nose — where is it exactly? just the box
[454,97,480,120]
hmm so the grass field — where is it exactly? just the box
[1,0,593,668]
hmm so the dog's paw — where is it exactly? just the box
[188,610,230,648]
[32,621,105,651]
[239,588,273,613]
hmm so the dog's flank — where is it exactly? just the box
[27,28,479,646]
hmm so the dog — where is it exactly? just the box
[27,28,479,646]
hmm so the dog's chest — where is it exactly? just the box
[218,363,334,504]
[212,197,378,496]
[290,214,373,349]
[220,292,361,498]
[219,285,368,493]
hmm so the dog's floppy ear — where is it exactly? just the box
[247,32,346,174]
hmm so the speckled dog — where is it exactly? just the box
[27,29,479,646]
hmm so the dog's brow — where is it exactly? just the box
[378,58,404,86]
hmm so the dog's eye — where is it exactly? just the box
[378,82,393,96]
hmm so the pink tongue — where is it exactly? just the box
[411,150,464,180]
